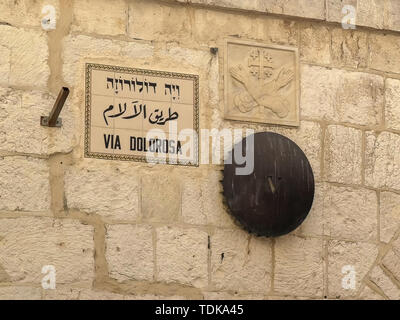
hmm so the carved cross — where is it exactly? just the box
[248,49,274,79]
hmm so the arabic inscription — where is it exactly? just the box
[85,63,199,165]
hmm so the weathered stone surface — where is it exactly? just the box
[43,287,183,300]
[328,241,378,298]
[369,34,400,74]
[142,174,180,223]
[124,293,186,300]
[65,164,140,221]
[274,236,323,297]
[203,291,265,300]
[324,184,377,241]
[0,25,49,87]
[182,170,236,228]
[0,217,94,283]
[42,287,80,300]
[0,286,41,300]
[62,35,153,86]
[0,45,10,85]
[0,0,59,28]
[359,285,385,300]
[183,0,325,20]
[385,78,400,131]
[331,28,368,68]
[0,88,76,155]
[160,44,212,69]
[369,266,400,300]
[324,126,362,185]
[301,65,384,126]
[0,156,50,212]
[106,224,153,282]
[128,0,192,42]
[79,289,125,300]
[261,18,299,46]
[156,226,208,287]
[194,12,298,46]
[380,192,400,243]
[296,183,324,237]
[72,0,126,36]
[393,237,400,257]
[365,131,400,191]
[211,229,271,293]
[300,24,331,65]
[326,0,385,29]
[385,0,400,32]
[270,0,325,20]
[192,7,259,44]
[382,250,400,283]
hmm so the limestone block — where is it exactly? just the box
[128,0,192,42]
[160,45,212,69]
[185,0,325,20]
[385,0,400,32]
[326,0,385,29]
[182,170,236,228]
[300,24,331,65]
[0,45,10,84]
[260,18,299,46]
[0,156,50,212]
[380,192,400,243]
[324,184,377,241]
[365,131,400,191]
[124,294,186,300]
[274,236,323,297]
[203,291,265,300]
[72,0,126,36]
[369,266,400,300]
[324,126,362,185]
[331,28,368,68]
[369,34,400,74]
[301,65,384,126]
[0,88,76,155]
[393,237,400,257]
[0,25,49,87]
[359,285,385,300]
[42,287,80,300]
[65,164,140,221]
[382,250,400,283]
[385,78,400,131]
[156,226,208,288]
[142,174,180,223]
[0,0,59,28]
[327,240,378,298]
[0,217,94,283]
[210,229,272,293]
[80,289,125,300]
[295,182,324,237]
[192,7,259,44]
[0,286,41,300]
[62,35,153,86]
[267,0,325,20]
[106,224,154,282]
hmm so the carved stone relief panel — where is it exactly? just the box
[224,39,299,126]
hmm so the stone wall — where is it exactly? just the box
[0,0,399,300]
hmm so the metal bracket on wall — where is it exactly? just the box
[40,87,70,128]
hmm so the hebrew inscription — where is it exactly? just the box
[224,39,299,126]
[85,63,199,166]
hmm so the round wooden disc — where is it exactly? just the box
[222,132,315,237]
